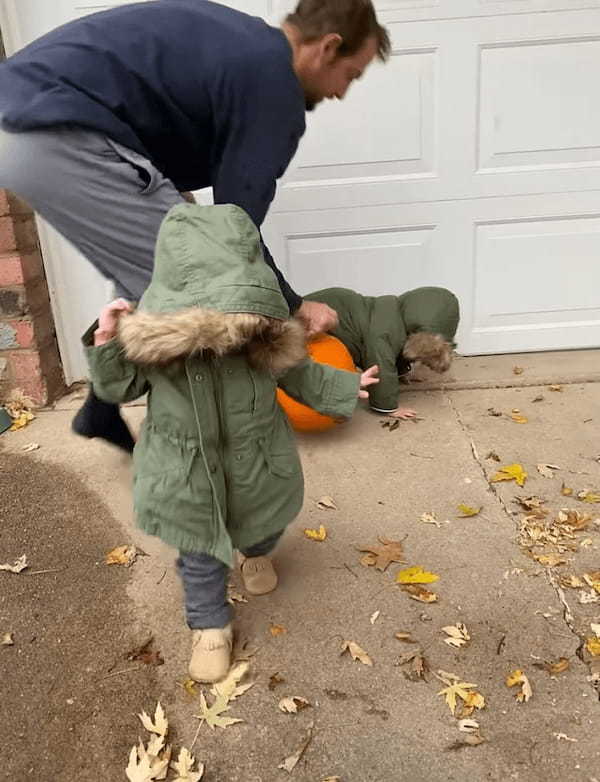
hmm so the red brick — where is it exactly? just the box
[0,255,25,286]
[12,321,35,349]
[0,190,32,217]
[0,287,27,318]
[0,216,38,254]
[23,277,51,315]
[4,349,43,381]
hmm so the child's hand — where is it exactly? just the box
[359,365,379,399]
[94,298,133,345]
[389,406,417,420]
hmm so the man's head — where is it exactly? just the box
[282,0,390,110]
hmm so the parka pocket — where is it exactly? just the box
[105,137,164,195]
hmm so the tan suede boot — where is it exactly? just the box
[240,555,278,595]
[189,624,233,683]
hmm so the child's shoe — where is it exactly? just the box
[240,555,278,595]
[189,624,233,683]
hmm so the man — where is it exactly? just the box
[0,0,390,451]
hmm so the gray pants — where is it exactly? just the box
[0,123,182,299]
[178,531,283,629]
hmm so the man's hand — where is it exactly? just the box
[359,365,379,399]
[296,300,339,336]
[388,406,417,419]
[94,298,133,346]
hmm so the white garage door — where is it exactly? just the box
[2,0,600,382]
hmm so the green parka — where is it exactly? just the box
[84,204,360,566]
[306,287,459,411]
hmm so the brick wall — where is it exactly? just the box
[0,190,65,405]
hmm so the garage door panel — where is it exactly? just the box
[478,37,600,172]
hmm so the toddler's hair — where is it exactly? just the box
[402,332,453,373]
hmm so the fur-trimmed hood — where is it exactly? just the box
[118,308,307,374]
[119,203,307,373]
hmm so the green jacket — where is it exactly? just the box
[306,287,459,411]
[84,204,360,566]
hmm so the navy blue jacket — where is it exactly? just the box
[0,0,305,310]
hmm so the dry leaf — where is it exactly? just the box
[486,451,501,462]
[170,747,204,782]
[437,679,478,715]
[579,590,600,604]
[460,691,486,716]
[270,624,287,637]
[278,696,311,714]
[401,584,438,603]
[126,744,166,782]
[583,571,600,592]
[561,484,573,497]
[511,413,528,424]
[127,637,164,667]
[532,395,544,402]
[321,778,341,782]
[0,554,28,574]
[316,496,337,510]
[553,733,578,743]
[420,511,445,528]
[227,584,248,604]
[487,407,502,417]
[457,504,481,518]
[2,632,14,646]
[490,464,527,487]
[537,463,560,479]
[268,672,286,690]
[106,545,138,567]
[211,661,253,701]
[369,610,380,625]
[21,442,40,452]
[405,652,429,682]
[196,692,243,730]
[586,637,600,656]
[548,384,563,392]
[340,640,373,666]
[513,366,524,375]
[396,566,439,585]
[591,623,600,636]
[442,624,470,648]
[516,495,546,511]
[278,721,314,773]
[543,658,570,676]
[506,669,532,702]
[180,678,198,698]
[357,537,405,571]
[304,525,327,542]
[458,719,480,733]
[560,574,585,589]
[533,553,566,567]
[9,410,35,430]
[395,632,417,644]
[577,490,600,503]
[139,702,168,737]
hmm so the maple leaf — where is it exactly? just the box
[316,496,337,510]
[442,624,470,648]
[106,545,138,567]
[304,525,327,541]
[210,661,253,701]
[196,692,243,730]
[270,624,287,637]
[457,504,481,518]
[139,702,168,737]
[278,721,314,773]
[356,537,405,571]
[537,463,560,479]
[400,584,438,603]
[170,747,204,782]
[437,680,478,715]
[278,696,311,713]
[490,464,527,487]
[126,744,169,782]
[396,566,439,585]
[340,640,373,666]
[459,691,486,717]
[0,554,28,573]
[506,669,532,702]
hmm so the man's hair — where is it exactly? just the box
[285,0,391,61]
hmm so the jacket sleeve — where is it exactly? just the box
[278,359,360,420]
[82,324,149,404]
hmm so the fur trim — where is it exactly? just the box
[402,332,453,373]
[118,307,307,374]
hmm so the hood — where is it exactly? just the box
[117,203,307,373]
[397,287,459,343]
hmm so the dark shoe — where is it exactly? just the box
[72,388,135,453]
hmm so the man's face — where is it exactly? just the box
[303,35,379,111]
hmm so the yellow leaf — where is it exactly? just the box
[546,658,570,676]
[457,504,481,518]
[180,678,198,697]
[511,413,528,424]
[490,464,527,487]
[437,680,478,715]
[464,691,485,710]
[304,525,327,541]
[105,544,138,567]
[578,491,600,504]
[548,384,563,392]
[400,584,438,603]
[561,483,573,497]
[396,566,440,585]
[513,366,524,375]
[269,624,287,637]
[9,411,34,431]
[340,640,373,666]
[506,669,533,702]
[533,553,566,567]
[586,637,600,656]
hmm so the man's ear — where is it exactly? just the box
[318,32,343,64]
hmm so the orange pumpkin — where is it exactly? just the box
[277,333,357,432]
